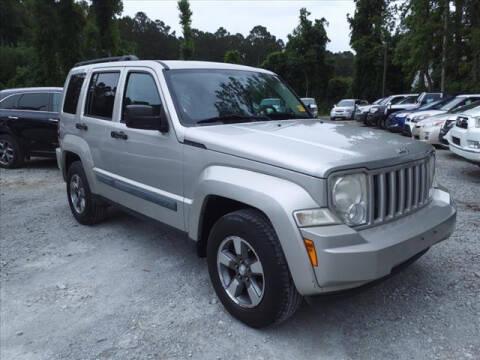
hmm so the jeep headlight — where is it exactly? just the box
[330,173,368,226]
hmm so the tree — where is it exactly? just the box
[348,0,392,100]
[178,0,194,60]
[91,0,123,57]
[224,50,243,64]
[32,0,60,85]
[57,0,86,75]
[286,8,331,99]
[245,25,283,66]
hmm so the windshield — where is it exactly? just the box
[301,98,315,105]
[418,97,449,110]
[440,97,474,111]
[337,100,354,107]
[452,100,480,114]
[165,69,310,126]
[373,98,383,105]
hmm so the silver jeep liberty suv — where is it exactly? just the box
[57,56,456,328]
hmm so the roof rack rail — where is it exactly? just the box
[74,55,139,67]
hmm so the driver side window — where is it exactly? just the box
[122,72,162,123]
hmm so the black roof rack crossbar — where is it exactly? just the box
[74,55,139,67]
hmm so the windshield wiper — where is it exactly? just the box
[197,114,270,125]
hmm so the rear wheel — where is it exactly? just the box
[67,161,107,225]
[207,209,302,328]
[0,135,24,169]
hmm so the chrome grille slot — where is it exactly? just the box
[370,158,431,226]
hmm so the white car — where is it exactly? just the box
[412,102,480,147]
[447,106,480,165]
[403,94,480,136]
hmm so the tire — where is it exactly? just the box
[66,161,107,225]
[207,209,303,328]
[0,134,24,169]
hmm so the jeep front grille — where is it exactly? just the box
[368,158,431,225]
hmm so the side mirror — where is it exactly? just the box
[125,105,169,133]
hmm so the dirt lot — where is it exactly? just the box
[1,135,479,359]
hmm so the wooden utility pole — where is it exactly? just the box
[382,43,388,97]
[441,0,449,93]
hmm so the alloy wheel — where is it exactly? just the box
[0,140,15,166]
[70,174,86,214]
[217,236,265,308]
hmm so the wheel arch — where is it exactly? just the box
[188,165,320,295]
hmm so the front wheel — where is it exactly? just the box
[207,209,302,328]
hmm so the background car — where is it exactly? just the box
[0,87,62,168]
[330,99,368,120]
[301,97,318,117]
[366,94,416,127]
[355,98,382,123]
[386,96,453,133]
[403,94,480,137]
[446,105,480,165]
[412,101,480,147]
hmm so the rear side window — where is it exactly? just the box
[17,93,49,111]
[63,73,85,114]
[85,72,120,120]
[52,93,62,112]
[0,94,21,109]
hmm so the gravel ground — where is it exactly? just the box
[1,127,479,360]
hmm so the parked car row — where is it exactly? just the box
[357,92,480,165]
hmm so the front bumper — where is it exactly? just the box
[418,126,441,145]
[447,128,480,163]
[299,187,456,294]
[331,112,353,120]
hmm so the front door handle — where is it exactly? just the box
[48,118,59,122]
[75,122,88,130]
[8,116,18,120]
[111,131,128,140]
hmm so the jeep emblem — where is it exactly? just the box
[397,146,409,154]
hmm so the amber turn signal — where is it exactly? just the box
[303,238,318,267]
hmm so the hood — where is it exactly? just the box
[408,110,446,119]
[418,113,455,126]
[185,120,432,178]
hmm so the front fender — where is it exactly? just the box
[188,165,321,295]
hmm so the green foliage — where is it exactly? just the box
[224,50,243,64]
[327,77,353,104]
[178,0,195,60]
[91,0,123,57]
[348,0,393,101]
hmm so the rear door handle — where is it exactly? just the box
[111,131,128,140]
[75,122,88,130]
[8,116,18,120]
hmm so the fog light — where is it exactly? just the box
[467,140,480,149]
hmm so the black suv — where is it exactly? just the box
[0,87,62,168]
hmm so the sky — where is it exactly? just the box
[122,0,355,53]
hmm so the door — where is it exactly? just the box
[99,68,184,230]
[15,92,58,155]
[80,69,122,171]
